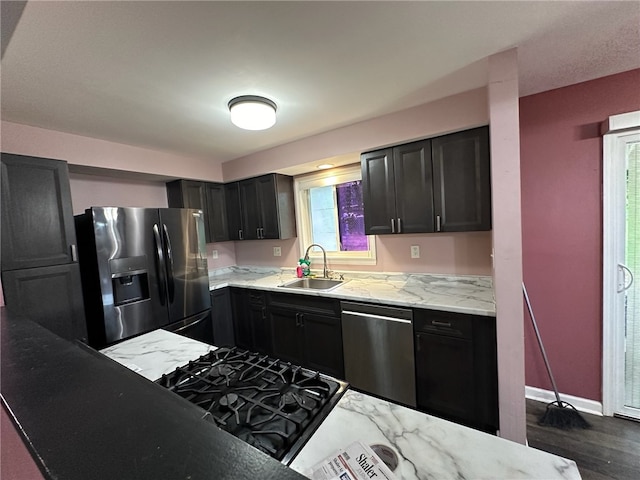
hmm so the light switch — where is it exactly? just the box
[273,246,282,257]
[211,250,219,259]
[410,245,420,259]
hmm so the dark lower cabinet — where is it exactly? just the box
[1,264,87,343]
[414,309,498,433]
[268,293,344,379]
[230,288,272,355]
[210,287,234,346]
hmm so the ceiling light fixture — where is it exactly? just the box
[316,163,334,170]
[228,95,277,130]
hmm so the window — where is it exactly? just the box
[294,164,376,265]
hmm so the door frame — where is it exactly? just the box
[602,110,640,417]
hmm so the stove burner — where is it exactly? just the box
[280,391,309,413]
[219,393,239,410]
[209,364,234,378]
[157,346,346,464]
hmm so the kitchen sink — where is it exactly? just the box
[279,278,343,291]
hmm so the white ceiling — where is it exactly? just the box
[2,1,639,164]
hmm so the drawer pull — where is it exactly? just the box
[432,320,452,328]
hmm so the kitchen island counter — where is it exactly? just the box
[209,266,496,316]
[0,308,306,480]
[290,389,581,479]
[103,329,581,480]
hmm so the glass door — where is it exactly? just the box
[623,139,640,416]
[603,112,640,419]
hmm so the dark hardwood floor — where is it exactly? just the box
[526,399,640,479]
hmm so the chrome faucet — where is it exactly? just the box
[303,243,329,278]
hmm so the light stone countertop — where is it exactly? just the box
[99,330,581,480]
[289,389,581,480]
[99,329,216,381]
[209,266,496,316]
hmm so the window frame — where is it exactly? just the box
[294,164,376,265]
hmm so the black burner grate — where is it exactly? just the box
[157,347,346,462]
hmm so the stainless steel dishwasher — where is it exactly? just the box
[341,301,416,407]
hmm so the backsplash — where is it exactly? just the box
[206,231,493,277]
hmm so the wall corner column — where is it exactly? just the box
[488,48,526,443]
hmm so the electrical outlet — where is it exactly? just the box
[410,245,420,259]
[211,250,218,259]
[273,246,282,257]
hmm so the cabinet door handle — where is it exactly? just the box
[70,244,78,262]
[239,229,244,240]
[260,227,265,239]
[391,218,396,233]
[261,306,267,320]
[295,313,300,327]
[397,218,402,233]
[257,228,261,239]
[299,313,304,327]
[436,215,441,232]
[416,333,421,352]
[432,320,452,328]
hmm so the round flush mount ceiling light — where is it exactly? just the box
[228,95,277,130]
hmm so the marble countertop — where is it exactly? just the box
[100,329,217,380]
[290,389,581,480]
[100,329,580,480]
[209,266,496,316]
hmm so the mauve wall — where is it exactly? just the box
[520,68,640,402]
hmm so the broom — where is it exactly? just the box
[522,282,590,429]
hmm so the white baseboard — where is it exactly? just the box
[525,386,603,416]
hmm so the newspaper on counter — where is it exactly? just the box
[308,441,397,480]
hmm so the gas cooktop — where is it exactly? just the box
[156,347,348,464]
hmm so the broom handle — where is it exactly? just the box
[522,282,563,405]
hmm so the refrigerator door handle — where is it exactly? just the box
[162,224,176,302]
[153,224,167,306]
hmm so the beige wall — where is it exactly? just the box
[1,121,224,181]
[69,173,169,214]
[2,89,494,277]
[488,48,525,443]
[223,88,489,181]
[207,232,493,276]
[213,87,492,276]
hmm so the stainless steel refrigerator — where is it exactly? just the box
[75,207,211,348]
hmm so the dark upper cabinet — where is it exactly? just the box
[414,309,498,433]
[227,174,296,241]
[360,148,396,235]
[1,153,78,270]
[167,179,206,211]
[361,126,490,235]
[205,183,230,242]
[361,140,434,235]
[166,179,230,243]
[225,182,243,240]
[432,126,491,232]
